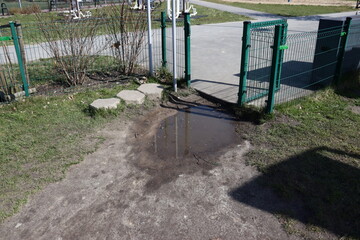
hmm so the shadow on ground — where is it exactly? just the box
[229,147,360,239]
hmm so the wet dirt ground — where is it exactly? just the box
[0,95,302,240]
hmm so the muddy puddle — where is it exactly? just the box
[153,105,238,160]
[129,101,242,191]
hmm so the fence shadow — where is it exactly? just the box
[244,61,314,87]
[229,147,360,239]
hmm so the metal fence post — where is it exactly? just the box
[334,17,352,86]
[161,11,167,68]
[15,21,30,87]
[146,0,153,76]
[238,21,251,106]
[276,22,287,90]
[10,21,29,97]
[266,24,283,114]
[184,12,191,87]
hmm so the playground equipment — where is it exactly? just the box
[63,0,91,19]
[130,0,197,18]
[130,0,162,10]
[130,0,145,10]
[167,0,196,19]
[1,3,8,16]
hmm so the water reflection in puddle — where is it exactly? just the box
[154,105,238,159]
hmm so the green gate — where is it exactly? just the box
[238,17,357,114]
[238,19,287,113]
[0,21,29,102]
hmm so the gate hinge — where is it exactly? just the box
[279,45,288,50]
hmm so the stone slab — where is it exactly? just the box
[90,98,120,110]
[116,90,145,105]
[137,83,163,100]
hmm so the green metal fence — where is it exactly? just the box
[239,17,360,113]
[160,11,190,85]
[0,22,29,101]
[238,19,287,107]
[0,12,188,101]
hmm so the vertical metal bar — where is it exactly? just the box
[266,24,283,114]
[334,17,352,85]
[10,21,29,97]
[172,0,177,92]
[147,0,153,75]
[276,22,287,90]
[161,11,167,68]
[238,21,251,105]
[15,21,30,87]
[184,12,191,87]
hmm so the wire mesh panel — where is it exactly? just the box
[0,26,23,101]
[274,24,346,105]
[245,26,275,104]
[239,19,287,108]
[16,13,168,94]
[165,19,185,79]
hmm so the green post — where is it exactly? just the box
[334,17,352,86]
[238,21,251,105]
[161,11,167,68]
[10,21,29,97]
[266,24,283,114]
[184,12,191,87]
[276,22,287,90]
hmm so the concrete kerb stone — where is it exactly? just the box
[116,90,146,105]
[90,98,121,110]
[137,83,164,100]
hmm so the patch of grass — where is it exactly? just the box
[203,0,354,17]
[0,4,249,46]
[244,81,360,238]
[27,55,120,85]
[0,81,142,222]
[181,4,251,24]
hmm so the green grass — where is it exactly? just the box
[244,74,360,238]
[2,1,49,10]
[0,4,249,45]
[0,3,249,26]
[152,3,251,25]
[26,55,120,85]
[0,81,152,222]
[203,0,355,17]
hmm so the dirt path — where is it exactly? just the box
[0,98,302,240]
[223,0,356,6]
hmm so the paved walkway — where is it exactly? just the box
[190,0,358,104]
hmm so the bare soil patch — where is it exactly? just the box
[0,94,300,240]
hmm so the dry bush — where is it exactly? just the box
[0,45,15,95]
[35,15,105,86]
[8,8,21,15]
[22,4,41,14]
[101,3,148,75]
[9,4,41,15]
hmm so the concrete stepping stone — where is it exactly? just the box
[90,98,120,110]
[116,90,145,105]
[137,83,163,100]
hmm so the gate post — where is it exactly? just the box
[238,21,251,106]
[266,24,283,114]
[276,23,287,90]
[161,11,167,68]
[184,12,191,87]
[10,21,29,97]
[334,17,352,86]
